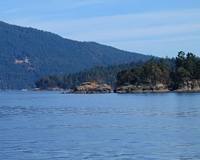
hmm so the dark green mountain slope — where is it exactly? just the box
[0,21,151,89]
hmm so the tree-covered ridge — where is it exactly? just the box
[117,52,200,91]
[171,51,200,89]
[0,21,151,89]
[117,58,172,87]
[35,62,144,90]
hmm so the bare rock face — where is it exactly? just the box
[116,83,169,93]
[176,80,200,92]
[72,82,112,94]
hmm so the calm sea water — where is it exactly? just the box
[0,91,200,160]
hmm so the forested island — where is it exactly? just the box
[116,51,200,92]
[36,51,200,93]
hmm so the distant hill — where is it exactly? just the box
[0,21,152,89]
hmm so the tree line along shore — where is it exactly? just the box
[36,51,200,93]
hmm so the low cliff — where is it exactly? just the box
[176,80,200,92]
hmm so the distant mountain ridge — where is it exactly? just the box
[0,21,152,89]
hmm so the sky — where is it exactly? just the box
[0,0,200,57]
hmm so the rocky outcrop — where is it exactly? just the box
[72,82,112,94]
[116,83,169,93]
[116,80,200,93]
[176,80,200,92]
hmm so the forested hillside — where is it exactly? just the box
[116,52,200,91]
[35,62,144,90]
[0,21,151,89]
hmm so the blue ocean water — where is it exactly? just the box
[0,91,200,160]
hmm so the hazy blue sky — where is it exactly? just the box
[1,0,200,57]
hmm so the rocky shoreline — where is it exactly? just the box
[116,80,200,93]
[116,83,170,93]
[68,81,200,94]
[175,80,200,92]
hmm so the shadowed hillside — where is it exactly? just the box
[0,21,151,89]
